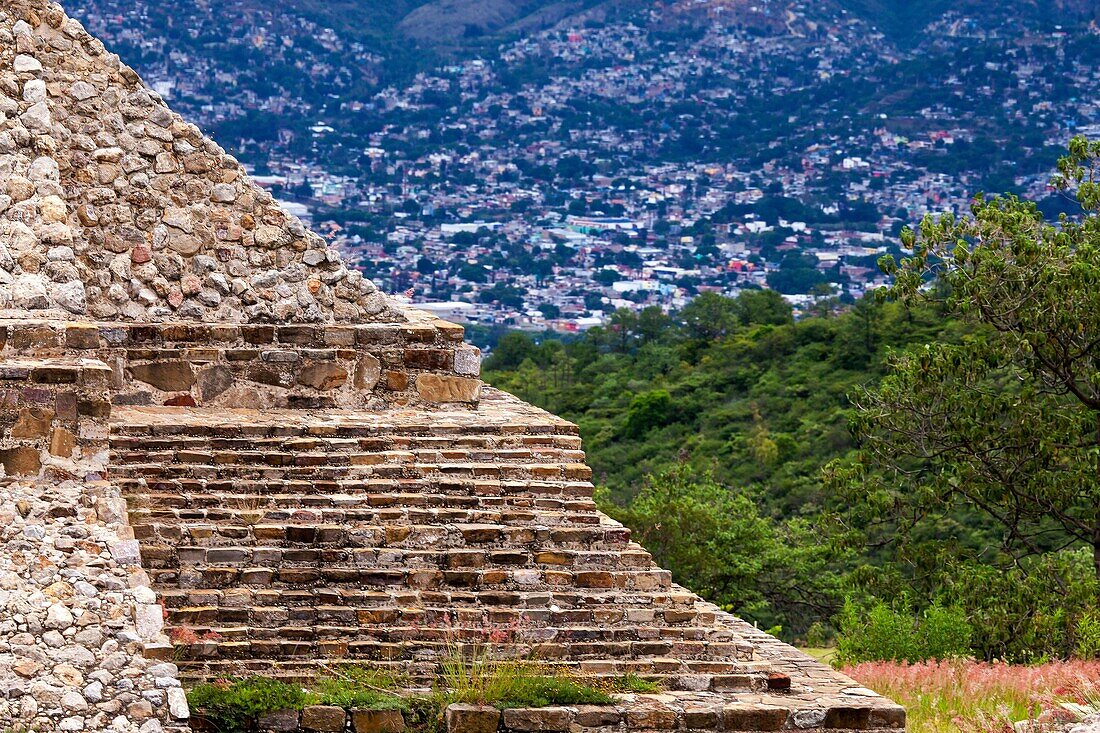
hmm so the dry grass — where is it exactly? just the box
[842,660,1100,733]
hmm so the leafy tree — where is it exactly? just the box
[539,303,561,319]
[732,289,793,327]
[484,332,537,371]
[622,389,674,438]
[606,465,844,630]
[767,252,828,294]
[678,291,736,341]
[606,309,640,354]
[833,137,1100,579]
[594,269,621,286]
[637,306,673,344]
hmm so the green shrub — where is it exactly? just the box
[917,604,972,661]
[311,670,405,711]
[835,599,917,665]
[187,677,308,733]
[804,621,831,649]
[603,674,660,694]
[1074,610,1100,659]
[439,643,612,709]
[834,599,972,666]
[939,549,1100,662]
[622,389,674,438]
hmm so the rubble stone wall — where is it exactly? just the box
[0,358,189,732]
[0,0,401,325]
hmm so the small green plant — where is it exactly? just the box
[438,639,612,709]
[600,674,660,694]
[187,677,308,733]
[311,666,407,710]
[1073,610,1100,659]
[804,621,831,649]
[834,598,972,666]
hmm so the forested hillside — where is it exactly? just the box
[482,289,1099,661]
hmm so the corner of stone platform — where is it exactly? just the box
[0,357,189,731]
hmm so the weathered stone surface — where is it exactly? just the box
[354,354,382,390]
[415,374,481,403]
[300,705,347,731]
[502,707,573,732]
[723,703,789,731]
[0,0,401,327]
[0,359,188,733]
[196,365,234,402]
[11,407,54,438]
[626,706,679,729]
[0,446,42,475]
[297,362,348,391]
[454,347,482,376]
[130,361,196,392]
[257,708,300,731]
[49,426,78,458]
[445,704,501,733]
[350,708,404,733]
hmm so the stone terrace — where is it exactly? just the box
[0,0,905,730]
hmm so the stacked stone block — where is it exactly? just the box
[0,356,110,477]
[108,393,765,692]
[0,317,482,409]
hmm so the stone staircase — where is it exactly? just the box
[108,391,768,692]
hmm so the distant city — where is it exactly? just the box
[68,0,1100,331]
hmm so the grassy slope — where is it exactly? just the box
[845,660,1100,733]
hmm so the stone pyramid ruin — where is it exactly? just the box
[0,1,905,731]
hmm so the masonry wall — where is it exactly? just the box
[0,316,483,410]
[0,359,190,732]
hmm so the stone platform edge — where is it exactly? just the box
[0,311,482,410]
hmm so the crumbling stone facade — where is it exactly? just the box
[0,0,396,325]
[0,359,189,731]
[0,1,906,731]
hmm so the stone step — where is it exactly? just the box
[112,446,590,467]
[169,622,745,649]
[111,433,586,453]
[145,565,671,592]
[160,583,700,603]
[131,500,605,525]
[157,585,704,609]
[131,522,633,549]
[109,420,578,440]
[131,507,604,529]
[112,461,592,483]
[171,658,768,689]
[140,544,653,570]
[130,490,601,514]
[108,400,576,441]
[165,604,712,629]
[172,637,757,665]
[116,476,596,499]
[112,437,572,453]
